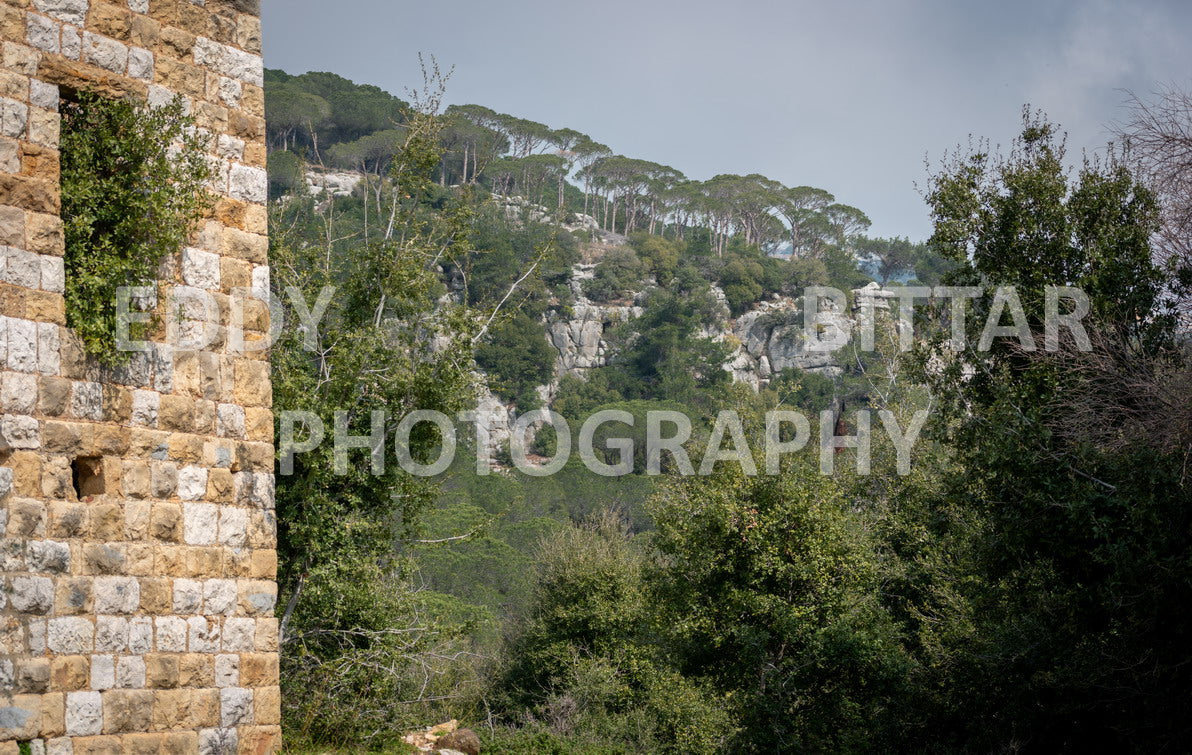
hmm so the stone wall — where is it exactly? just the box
[0,0,279,752]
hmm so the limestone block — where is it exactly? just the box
[227,163,266,204]
[154,616,187,653]
[27,539,70,572]
[116,655,145,689]
[217,506,246,549]
[130,389,158,427]
[183,501,216,545]
[0,96,28,138]
[30,79,58,110]
[213,654,238,688]
[8,317,37,372]
[37,322,59,374]
[71,380,103,420]
[1,413,41,449]
[50,655,88,692]
[218,687,251,727]
[26,12,60,54]
[129,616,151,654]
[215,402,244,438]
[65,690,103,736]
[187,616,219,653]
[128,45,152,79]
[40,255,64,292]
[90,654,115,690]
[94,616,127,653]
[220,618,253,652]
[5,247,41,288]
[9,574,53,613]
[182,247,220,290]
[81,31,128,74]
[94,576,139,614]
[203,579,235,615]
[102,688,153,734]
[193,37,262,87]
[173,578,201,614]
[32,0,89,26]
[2,371,39,413]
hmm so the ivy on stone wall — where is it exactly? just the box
[60,91,213,365]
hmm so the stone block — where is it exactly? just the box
[102,688,153,733]
[238,654,277,687]
[33,0,89,26]
[150,503,181,542]
[116,655,146,688]
[182,246,220,290]
[28,539,70,573]
[51,655,89,692]
[154,616,187,653]
[203,578,235,614]
[186,616,219,652]
[71,380,103,420]
[128,44,152,79]
[199,727,238,755]
[130,388,158,426]
[214,654,238,688]
[26,11,60,54]
[94,576,139,614]
[94,616,127,653]
[0,412,40,449]
[81,31,128,74]
[173,578,201,613]
[145,654,178,689]
[9,574,53,613]
[15,656,50,693]
[54,577,91,615]
[65,690,103,736]
[183,501,216,544]
[218,687,251,727]
[217,506,246,549]
[2,371,38,413]
[91,654,115,690]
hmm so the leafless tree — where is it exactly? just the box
[1117,85,1192,319]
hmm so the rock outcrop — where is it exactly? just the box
[470,248,902,458]
[304,168,365,197]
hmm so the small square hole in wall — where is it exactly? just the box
[72,456,104,500]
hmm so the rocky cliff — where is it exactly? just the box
[472,252,897,456]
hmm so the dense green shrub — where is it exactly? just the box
[60,91,212,364]
[475,312,556,407]
[583,248,645,303]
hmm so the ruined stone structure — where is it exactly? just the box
[0,0,279,752]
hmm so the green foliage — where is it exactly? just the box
[717,256,765,314]
[769,368,836,412]
[493,516,733,754]
[909,110,1192,750]
[651,468,910,752]
[267,149,305,198]
[59,91,212,365]
[272,91,482,745]
[327,129,407,174]
[265,68,409,153]
[583,247,645,303]
[628,232,683,285]
[605,287,730,409]
[475,313,555,407]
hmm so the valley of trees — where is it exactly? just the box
[266,68,1192,752]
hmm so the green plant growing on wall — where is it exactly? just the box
[60,91,213,365]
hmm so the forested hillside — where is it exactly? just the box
[266,67,1192,752]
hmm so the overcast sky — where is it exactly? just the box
[262,0,1191,241]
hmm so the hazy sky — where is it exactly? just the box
[262,0,1191,241]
